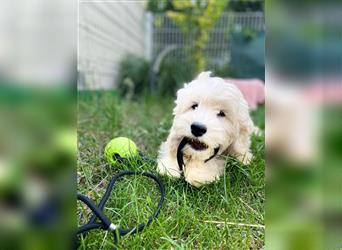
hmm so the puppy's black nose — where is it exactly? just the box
[191,122,207,137]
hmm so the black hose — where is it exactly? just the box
[77,170,165,249]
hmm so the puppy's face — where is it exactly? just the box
[172,73,247,160]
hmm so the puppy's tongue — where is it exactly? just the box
[189,138,208,151]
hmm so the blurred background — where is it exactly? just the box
[266,1,342,249]
[0,0,75,249]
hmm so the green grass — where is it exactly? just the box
[77,91,265,249]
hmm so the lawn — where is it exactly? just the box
[77,91,265,249]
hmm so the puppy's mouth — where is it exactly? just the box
[186,137,208,151]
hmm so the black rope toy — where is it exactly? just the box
[77,170,165,249]
[177,137,220,174]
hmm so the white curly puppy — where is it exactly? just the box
[157,72,254,187]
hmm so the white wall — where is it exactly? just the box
[78,0,147,90]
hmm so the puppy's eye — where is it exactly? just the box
[191,103,198,110]
[217,111,225,117]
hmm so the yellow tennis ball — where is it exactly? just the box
[104,137,139,165]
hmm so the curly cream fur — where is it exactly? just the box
[157,72,254,187]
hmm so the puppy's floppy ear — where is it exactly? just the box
[221,107,254,158]
[238,107,254,137]
[233,99,254,152]
[173,83,188,115]
[228,83,254,137]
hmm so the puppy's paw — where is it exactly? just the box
[185,176,219,188]
[237,152,253,165]
[157,160,181,178]
[184,164,221,187]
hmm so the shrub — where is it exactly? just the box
[117,53,196,97]
[156,54,195,96]
[116,54,150,98]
